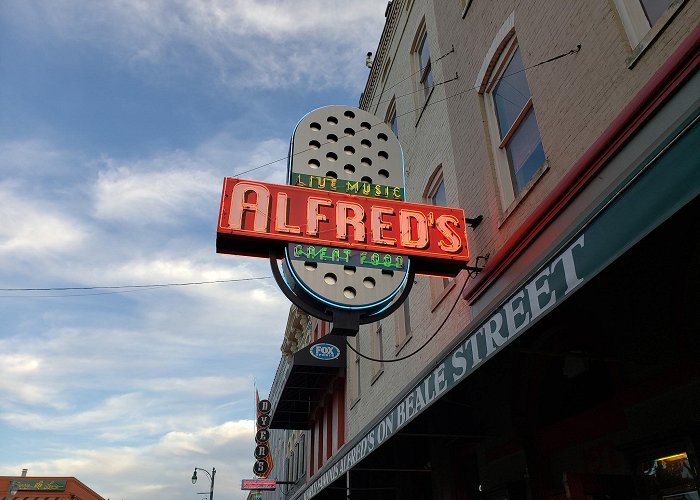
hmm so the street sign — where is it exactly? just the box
[242,478,276,490]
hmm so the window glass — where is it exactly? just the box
[640,0,672,25]
[505,109,545,192]
[493,48,529,138]
[418,32,433,97]
[431,180,447,206]
[488,43,545,196]
[403,296,411,333]
[418,34,430,72]
[390,110,398,138]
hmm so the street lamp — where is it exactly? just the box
[191,467,216,500]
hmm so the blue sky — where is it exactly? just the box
[0,1,386,498]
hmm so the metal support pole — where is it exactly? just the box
[209,467,216,500]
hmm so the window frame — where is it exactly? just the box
[417,32,433,99]
[386,97,399,138]
[395,295,412,354]
[411,20,435,124]
[613,0,686,66]
[424,167,457,299]
[482,35,546,208]
[299,433,306,478]
[370,322,384,382]
[348,336,361,407]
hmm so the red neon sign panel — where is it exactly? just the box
[216,178,470,275]
[241,478,276,490]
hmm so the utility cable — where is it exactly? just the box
[225,46,580,239]
[368,44,456,109]
[228,45,580,178]
[0,276,272,291]
[345,269,477,363]
[0,276,273,298]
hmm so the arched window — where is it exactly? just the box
[478,14,546,207]
[411,20,434,109]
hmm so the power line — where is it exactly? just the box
[0,276,273,297]
[346,268,478,363]
[228,45,580,178]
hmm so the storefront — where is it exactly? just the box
[288,38,700,500]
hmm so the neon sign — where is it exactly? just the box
[290,244,407,270]
[216,178,469,275]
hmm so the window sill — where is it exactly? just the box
[498,160,550,228]
[414,86,436,128]
[461,0,473,19]
[370,368,384,385]
[431,278,457,311]
[626,0,687,68]
[395,333,413,355]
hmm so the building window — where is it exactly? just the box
[348,336,361,404]
[460,0,474,18]
[299,434,306,477]
[430,179,447,206]
[613,0,680,48]
[483,37,545,206]
[371,322,384,380]
[425,169,451,289]
[395,295,412,351]
[386,98,399,138]
[295,441,301,481]
[417,32,433,99]
[411,21,434,111]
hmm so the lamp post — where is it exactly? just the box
[191,467,215,500]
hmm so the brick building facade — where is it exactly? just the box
[265,1,699,498]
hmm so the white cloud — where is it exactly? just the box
[0,139,72,176]
[94,164,218,223]
[0,420,256,499]
[92,134,288,224]
[0,184,87,257]
[137,375,251,396]
[10,0,386,90]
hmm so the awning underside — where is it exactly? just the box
[270,363,340,429]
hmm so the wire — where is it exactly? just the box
[395,45,581,121]
[227,45,580,179]
[0,276,273,297]
[345,269,476,363]
[368,44,456,109]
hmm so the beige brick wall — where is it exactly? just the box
[347,0,699,440]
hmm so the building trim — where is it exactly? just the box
[290,29,700,499]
